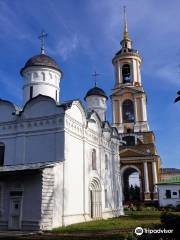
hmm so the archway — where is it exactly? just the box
[121,166,142,204]
[89,177,102,219]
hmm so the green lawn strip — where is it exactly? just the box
[51,211,180,234]
[51,218,160,233]
[124,210,161,219]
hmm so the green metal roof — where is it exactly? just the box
[158,176,180,184]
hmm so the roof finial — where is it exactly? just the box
[92,71,100,87]
[38,30,48,54]
[123,6,129,40]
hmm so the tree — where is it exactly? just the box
[174,90,180,103]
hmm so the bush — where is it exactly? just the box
[135,202,145,211]
[176,203,180,211]
[160,212,180,238]
[164,204,176,211]
[126,233,137,240]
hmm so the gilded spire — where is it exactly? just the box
[120,6,132,49]
[123,6,129,40]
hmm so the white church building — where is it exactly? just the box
[0,34,124,230]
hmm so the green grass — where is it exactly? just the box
[2,211,180,240]
[52,211,162,233]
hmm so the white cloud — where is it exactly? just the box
[155,63,180,85]
[48,34,79,61]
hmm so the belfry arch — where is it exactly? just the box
[89,177,102,219]
[122,99,135,123]
[121,165,142,203]
[122,64,131,83]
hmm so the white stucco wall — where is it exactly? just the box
[0,96,65,166]
[0,98,124,230]
[22,67,62,104]
[157,184,180,207]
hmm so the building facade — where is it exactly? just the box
[111,11,160,202]
[157,176,180,207]
[0,47,124,230]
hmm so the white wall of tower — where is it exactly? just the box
[86,95,107,121]
[22,67,62,104]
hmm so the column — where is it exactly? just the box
[144,161,150,200]
[152,161,158,185]
[152,161,158,200]
[118,62,121,84]
[119,100,123,124]
[141,97,147,122]
[134,98,138,123]
[132,59,137,83]
[137,62,142,84]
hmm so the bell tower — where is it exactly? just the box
[112,8,149,134]
[112,8,160,202]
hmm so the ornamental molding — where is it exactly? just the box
[0,114,64,136]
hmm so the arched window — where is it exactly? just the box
[105,154,108,170]
[55,90,58,101]
[0,143,5,166]
[122,64,131,83]
[122,100,135,123]
[30,86,33,99]
[41,72,45,81]
[92,149,97,170]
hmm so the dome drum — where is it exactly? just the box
[21,53,62,104]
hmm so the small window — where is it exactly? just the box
[0,143,5,166]
[173,192,177,196]
[105,154,108,170]
[30,86,33,99]
[56,90,58,101]
[92,149,97,170]
[166,190,171,199]
[105,189,108,208]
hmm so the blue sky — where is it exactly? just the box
[0,0,180,168]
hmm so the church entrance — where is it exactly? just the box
[89,178,102,219]
[122,166,142,204]
[8,192,23,230]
